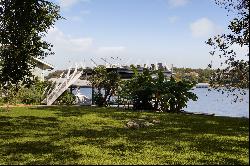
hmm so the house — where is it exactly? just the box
[0,56,54,82]
[32,57,54,81]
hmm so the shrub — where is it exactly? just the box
[17,87,42,104]
[56,90,76,105]
[159,77,198,112]
[0,79,52,105]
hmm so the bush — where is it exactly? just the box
[17,87,42,104]
[159,77,198,112]
[0,85,21,105]
[56,90,76,105]
[17,80,52,105]
[0,79,52,105]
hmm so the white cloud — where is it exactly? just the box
[44,26,94,68]
[168,0,189,8]
[59,0,90,9]
[190,17,221,38]
[44,27,127,69]
[96,46,126,56]
[47,26,93,52]
[168,16,179,23]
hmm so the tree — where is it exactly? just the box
[160,77,197,113]
[206,0,249,98]
[121,66,197,112]
[0,0,62,90]
[89,66,120,107]
[127,67,154,110]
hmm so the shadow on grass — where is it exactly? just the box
[1,140,81,164]
[0,116,60,139]
[31,106,90,117]
[32,105,143,119]
[0,115,81,164]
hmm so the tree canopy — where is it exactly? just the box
[89,66,120,107]
[119,66,197,112]
[206,0,249,93]
[0,0,62,89]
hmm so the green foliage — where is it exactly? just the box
[117,80,134,109]
[17,80,50,105]
[125,67,154,110]
[56,90,76,105]
[0,0,62,88]
[17,88,42,105]
[45,70,65,80]
[0,106,248,165]
[206,0,249,92]
[0,79,52,105]
[89,66,120,106]
[93,91,105,107]
[0,97,3,106]
[0,84,20,104]
[173,67,213,83]
[160,77,198,112]
[120,67,197,112]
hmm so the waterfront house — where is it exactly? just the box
[32,57,54,81]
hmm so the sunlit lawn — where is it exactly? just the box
[0,106,249,165]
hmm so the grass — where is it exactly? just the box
[0,106,249,165]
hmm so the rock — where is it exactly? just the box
[143,122,154,127]
[152,120,160,124]
[126,121,139,129]
[126,119,157,129]
[137,119,146,122]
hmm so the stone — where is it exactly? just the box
[126,121,139,129]
[152,120,160,124]
[143,122,154,127]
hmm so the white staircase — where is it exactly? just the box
[42,64,85,106]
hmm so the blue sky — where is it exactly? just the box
[45,0,247,70]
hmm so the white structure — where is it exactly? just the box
[49,78,91,88]
[32,57,54,81]
[42,63,88,105]
[42,58,175,106]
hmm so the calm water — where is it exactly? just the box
[78,88,249,118]
[185,88,249,118]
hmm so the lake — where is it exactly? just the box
[77,88,249,118]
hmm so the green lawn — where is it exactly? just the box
[0,106,249,165]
